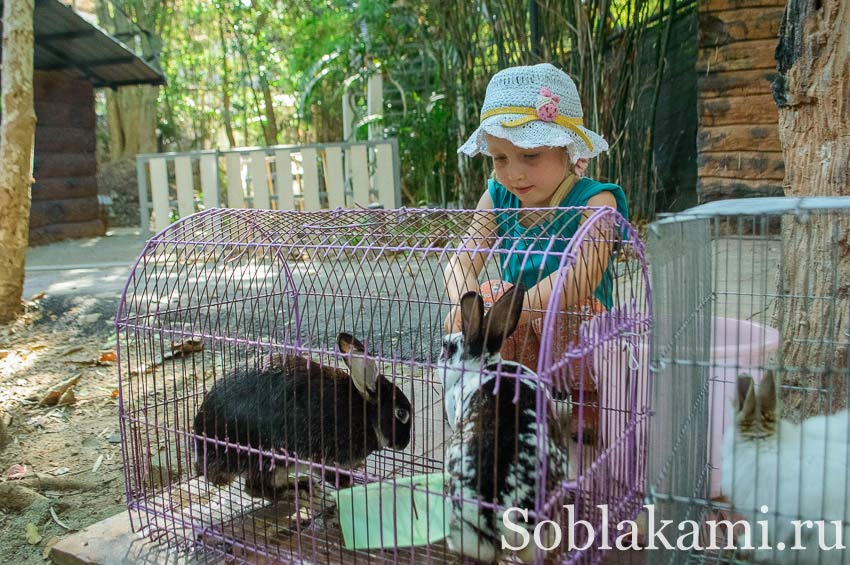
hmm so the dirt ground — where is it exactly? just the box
[0,295,128,563]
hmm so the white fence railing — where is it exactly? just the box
[136,139,401,232]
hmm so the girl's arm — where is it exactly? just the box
[443,190,498,332]
[519,191,618,326]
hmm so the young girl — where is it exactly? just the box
[443,63,629,442]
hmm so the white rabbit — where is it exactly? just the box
[721,371,850,563]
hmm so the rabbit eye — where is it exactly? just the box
[395,407,410,424]
[441,339,458,361]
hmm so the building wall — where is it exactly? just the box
[30,70,104,245]
[697,0,786,202]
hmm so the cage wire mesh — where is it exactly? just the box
[115,205,650,564]
[647,197,850,564]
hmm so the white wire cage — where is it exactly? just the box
[647,196,850,564]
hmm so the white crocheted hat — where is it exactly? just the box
[458,63,608,162]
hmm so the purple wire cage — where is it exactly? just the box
[115,206,651,564]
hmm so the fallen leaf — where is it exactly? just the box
[5,463,28,480]
[57,388,76,406]
[25,522,42,545]
[0,350,11,360]
[92,455,103,473]
[172,338,203,354]
[111,389,119,399]
[59,345,85,357]
[99,351,117,362]
[42,536,61,559]
[50,507,73,531]
[39,374,81,407]
[30,292,47,301]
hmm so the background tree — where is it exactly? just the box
[773,0,850,417]
[95,0,168,160]
[99,0,687,216]
[0,0,36,324]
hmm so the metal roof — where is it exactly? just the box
[30,0,166,88]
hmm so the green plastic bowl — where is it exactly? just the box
[335,472,450,550]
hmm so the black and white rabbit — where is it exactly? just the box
[193,333,412,500]
[721,371,850,563]
[441,286,570,563]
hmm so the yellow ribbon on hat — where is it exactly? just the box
[481,106,594,152]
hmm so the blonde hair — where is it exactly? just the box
[549,171,579,207]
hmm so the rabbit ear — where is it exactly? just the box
[338,333,379,401]
[736,373,754,412]
[738,376,759,433]
[482,285,524,354]
[460,291,484,355]
[757,369,779,430]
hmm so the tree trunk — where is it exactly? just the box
[773,0,850,418]
[96,1,161,162]
[260,73,279,145]
[105,85,159,160]
[218,11,237,148]
[0,0,36,324]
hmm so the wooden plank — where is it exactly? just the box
[149,158,171,232]
[34,126,95,154]
[701,0,784,12]
[174,156,194,219]
[698,124,781,153]
[274,149,296,210]
[697,151,784,181]
[33,100,95,129]
[199,154,220,209]
[34,70,93,103]
[698,94,778,126]
[374,143,396,208]
[225,153,245,208]
[697,39,778,72]
[698,69,778,98]
[300,148,322,211]
[31,176,97,201]
[698,177,784,201]
[32,152,97,178]
[323,147,346,209]
[28,219,105,246]
[699,7,784,46]
[249,150,271,209]
[349,145,370,206]
[30,196,101,228]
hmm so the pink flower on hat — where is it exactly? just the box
[535,87,561,122]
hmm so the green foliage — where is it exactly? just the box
[387,92,455,206]
[137,0,691,217]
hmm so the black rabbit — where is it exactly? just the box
[194,333,412,499]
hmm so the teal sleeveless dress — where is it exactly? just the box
[487,177,629,310]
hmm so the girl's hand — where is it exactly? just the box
[574,158,589,178]
[443,305,463,334]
